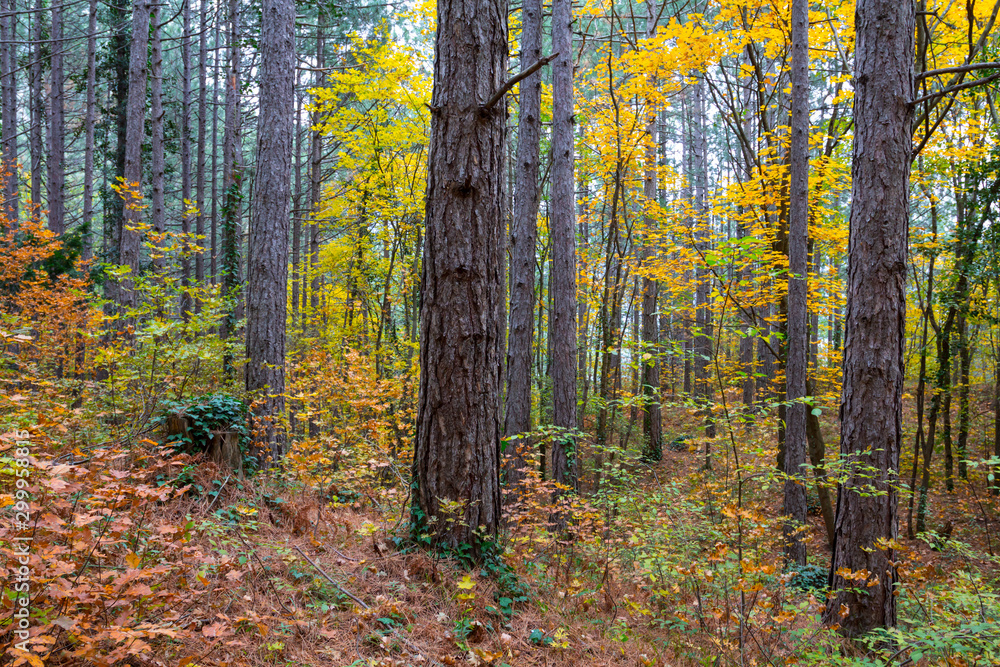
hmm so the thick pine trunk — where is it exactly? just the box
[411,0,507,556]
[246,0,294,462]
[824,0,913,636]
[783,0,809,567]
[503,0,542,487]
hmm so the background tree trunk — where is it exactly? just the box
[220,0,243,350]
[0,0,17,226]
[119,0,152,308]
[640,0,662,463]
[824,0,913,637]
[411,0,507,557]
[82,0,97,256]
[503,0,542,488]
[150,5,165,266]
[47,0,64,235]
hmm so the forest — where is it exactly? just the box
[1,0,1000,665]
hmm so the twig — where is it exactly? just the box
[293,545,369,608]
[482,52,559,110]
[205,474,231,513]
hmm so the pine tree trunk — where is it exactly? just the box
[640,0,661,463]
[246,0,294,462]
[220,0,243,348]
[119,0,152,308]
[503,0,542,487]
[291,72,303,323]
[411,0,507,557]
[82,0,97,257]
[783,0,809,567]
[178,0,193,310]
[0,0,17,227]
[29,0,42,212]
[210,39,220,284]
[308,21,326,321]
[45,0,62,235]
[550,0,577,490]
[150,6,165,268]
[692,79,714,455]
[824,0,913,637]
[197,0,211,285]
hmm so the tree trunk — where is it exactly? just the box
[220,0,243,351]
[411,0,507,558]
[0,0,17,227]
[197,0,211,285]
[291,71,303,323]
[308,20,326,323]
[82,0,97,257]
[119,0,152,308]
[824,0,913,637]
[47,0,64,235]
[692,78,714,456]
[210,36,220,284]
[178,0,193,310]
[150,5,165,267]
[783,0,809,567]
[246,0,294,463]
[503,0,542,488]
[549,0,577,493]
[640,0,662,463]
[28,0,42,213]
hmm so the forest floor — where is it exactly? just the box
[7,389,1000,667]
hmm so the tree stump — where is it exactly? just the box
[208,430,244,478]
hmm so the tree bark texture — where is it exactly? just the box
[824,0,913,637]
[47,0,64,235]
[246,0,295,462]
[119,0,152,308]
[150,6,165,258]
[411,0,507,556]
[0,0,16,226]
[28,0,41,211]
[180,0,193,310]
[783,0,809,567]
[641,0,662,463]
[503,0,542,488]
[220,0,243,347]
[550,0,578,490]
[82,0,97,256]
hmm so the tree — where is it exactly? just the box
[246,0,295,461]
[824,0,914,636]
[119,0,152,308]
[220,0,243,352]
[640,0,662,462]
[504,0,543,487]
[411,0,506,557]
[47,0,65,235]
[783,0,809,567]
[0,0,17,226]
[550,0,577,489]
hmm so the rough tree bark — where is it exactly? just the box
[28,0,41,212]
[179,0,193,311]
[503,0,542,488]
[47,0,65,235]
[640,0,662,463]
[411,0,507,557]
[150,5,165,264]
[246,0,294,462]
[824,0,913,637]
[119,0,152,308]
[0,0,16,226]
[220,0,243,348]
[550,0,578,490]
[783,0,809,567]
[82,0,97,256]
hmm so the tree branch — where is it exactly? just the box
[482,52,559,111]
[910,71,1000,106]
[917,61,1000,80]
